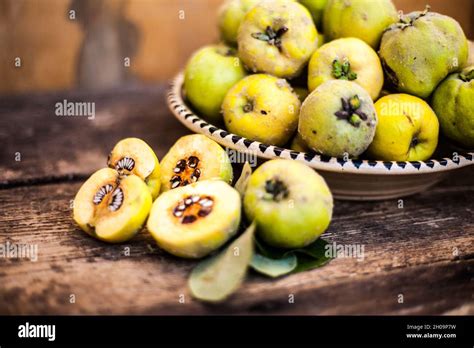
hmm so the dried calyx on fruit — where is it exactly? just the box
[460,68,474,82]
[160,135,233,192]
[334,95,369,128]
[332,59,357,81]
[107,138,161,199]
[263,179,289,202]
[147,180,241,259]
[73,168,152,243]
[251,26,289,52]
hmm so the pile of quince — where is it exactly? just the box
[184,0,474,160]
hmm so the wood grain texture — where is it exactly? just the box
[0,168,472,315]
[0,85,472,315]
[0,86,188,185]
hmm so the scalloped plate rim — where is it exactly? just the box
[167,72,473,175]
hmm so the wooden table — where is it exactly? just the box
[1,85,473,315]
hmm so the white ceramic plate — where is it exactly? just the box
[167,73,473,200]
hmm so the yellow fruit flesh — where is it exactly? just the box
[73,168,117,235]
[94,175,152,242]
[160,135,233,192]
[73,168,152,243]
[108,138,161,199]
[147,180,241,258]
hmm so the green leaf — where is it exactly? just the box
[188,222,256,303]
[250,253,297,278]
[291,238,330,258]
[292,253,331,273]
[291,239,332,273]
[254,236,287,259]
[254,237,333,276]
[234,162,252,197]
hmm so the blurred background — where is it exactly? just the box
[1,0,473,95]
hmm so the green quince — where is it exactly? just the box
[308,37,384,100]
[379,7,469,99]
[244,159,333,249]
[184,45,247,124]
[299,80,377,158]
[323,0,398,49]
[217,0,261,46]
[431,66,474,148]
[238,0,318,79]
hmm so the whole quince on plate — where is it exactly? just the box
[379,7,468,99]
[367,94,439,161]
[323,0,398,49]
[238,0,318,78]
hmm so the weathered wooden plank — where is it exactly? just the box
[0,86,189,185]
[1,167,472,314]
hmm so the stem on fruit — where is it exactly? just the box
[392,5,431,31]
[460,69,474,82]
